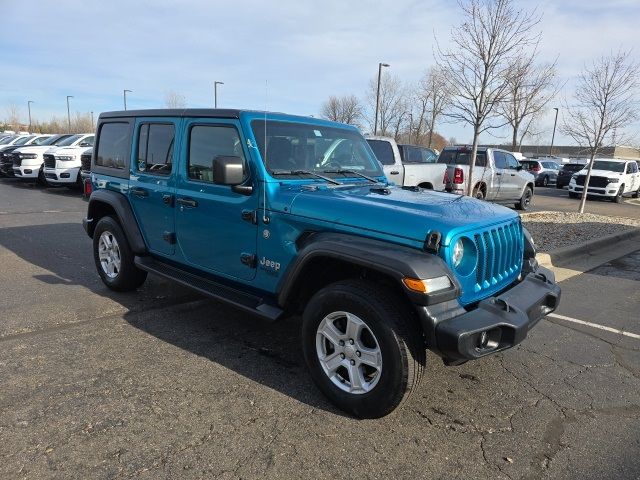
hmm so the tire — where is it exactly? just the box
[36,167,46,187]
[93,216,147,291]
[541,175,549,187]
[634,187,640,199]
[302,280,425,418]
[614,185,624,203]
[472,185,485,200]
[568,192,579,199]
[515,186,533,211]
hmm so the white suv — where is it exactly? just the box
[43,133,94,187]
[12,134,74,183]
[568,158,640,202]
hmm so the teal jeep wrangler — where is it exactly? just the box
[83,109,560,418]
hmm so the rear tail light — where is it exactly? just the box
[83,179,92,197]
[531,165,541,172]
[453,167,464,184]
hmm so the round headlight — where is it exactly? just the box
[453,239,464,267]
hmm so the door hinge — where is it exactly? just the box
[240,253,256,268]
[241,209,257,224]
[163,231,177,245]
[425,231,441,253]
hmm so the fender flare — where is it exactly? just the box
[277,232,460,307]
[83,189,147,254]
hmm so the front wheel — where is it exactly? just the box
[93,216,147,291]
[302,280,425,418]
[541,175,549,187]
[614,185,625,203]
[568,192,579,199]
[515,186,533,211]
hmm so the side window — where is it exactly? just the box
[506,154,520,169]
[493,151,508,169]
[137,123,175,176]
[81,136,95,147]
[631,162,638,173]
[188,125,245,183]
[95,123,129,169]
[421,148,437,163]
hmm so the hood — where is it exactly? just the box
[14,145,53,154]
[279,182,519,247]
[52,146,84,155]
[576,169,625,178]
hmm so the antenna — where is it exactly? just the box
[262,80,269,224]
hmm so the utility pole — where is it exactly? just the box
[214,81,224,108]
[66,95,74,133]
[123,89,132,110]
[91,111,95,129]
[549,107,559,156]
[27,100,34,133]
[373,62,390,135]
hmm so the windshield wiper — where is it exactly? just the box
[323,169,381,184]
[271,169,342,185]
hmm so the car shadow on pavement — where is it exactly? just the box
[0,221,340,415]
[1,176,82,197]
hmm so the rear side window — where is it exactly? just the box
[366,140,395,165]
[95,122,130,169]
[188,125,246,183]
[137,123,175,176]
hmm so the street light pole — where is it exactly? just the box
[374,62,390,136]
[549,107,559,156]
[123,89,132,110]
[66,95,74,133]
[214,81,224,108]
[27,100,34,133]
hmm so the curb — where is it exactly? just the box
[536,228,640,268]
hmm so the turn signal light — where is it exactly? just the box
[403,276,452,294]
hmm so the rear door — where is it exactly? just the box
[128,118,178,256]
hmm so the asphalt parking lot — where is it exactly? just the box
[1,179,639,480]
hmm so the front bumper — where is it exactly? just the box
[417,264,560,362]
[44,166,80,184]
[568,183,618,197]
[13,165,40,178]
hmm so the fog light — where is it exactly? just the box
[478,331,489,349]
[60,173,70,178]
[24,169,32,174]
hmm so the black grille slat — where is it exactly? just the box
[43,154,55,169]
[575,175,608,188]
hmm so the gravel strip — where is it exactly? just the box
[520,211,640,252]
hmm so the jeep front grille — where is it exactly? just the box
[43,154,55,169]
[473,219,522,293]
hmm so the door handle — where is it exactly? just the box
[162,194,174,206]
[177,197,198,208]
[131,187,148,197]
[510,173,516,176]
[496,172,503,176]
[390,171,400,175]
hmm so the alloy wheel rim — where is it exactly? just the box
[98,231,122,279]
[315,311,382,394]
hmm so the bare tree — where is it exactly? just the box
[561,51,639,213]
[436,0,541,195]
[164,91,187,109]
[320,95,363,125]
[501,53,559,150]
[421,67,451,148]
[5,103,22,131]
[365,72,406,136]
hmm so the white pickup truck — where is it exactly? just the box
[366,136,446,190]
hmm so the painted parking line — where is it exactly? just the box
[548,313,640,340]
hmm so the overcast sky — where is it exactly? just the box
[1,0,639,145]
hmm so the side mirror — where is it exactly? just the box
[516,165,523,171]
[212,155,244,185]
[79,142,91,147]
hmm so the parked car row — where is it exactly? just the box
[0,132,94,188]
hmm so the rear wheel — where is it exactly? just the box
[302,280,425,418]
[515,186,533,211]
[541,175,549,187]
[93,216,147,291]
[633,186,640,199]
[472,185,485,200]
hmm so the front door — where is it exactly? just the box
[488,151,508,201]
[175,119,258,281]
[128,118,178,256]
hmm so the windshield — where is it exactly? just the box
[14,136,35,146]
[56,134,82,146]
[592,160,625,172]
[31,136,52,146]
[251,120,383,178]
[437,149,487,167]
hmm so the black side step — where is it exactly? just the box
[134,256,283,321]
